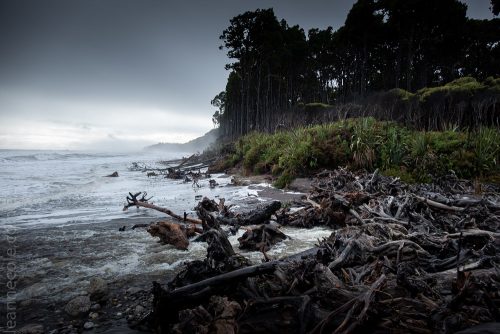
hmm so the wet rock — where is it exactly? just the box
[17,323,44,334]
[455,323,500,334]
[88,277,108,301]
[59,324,77,334]
[105,171,119,177]
[89,312,99,319]
[134,305,145,315]
[90,303,101,311]
[83,321,94,330]
[65,295,91,317]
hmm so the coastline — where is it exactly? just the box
[3,151,499,333]
[1,167,331,333]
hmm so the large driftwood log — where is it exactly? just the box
[236,200,282,226]
[147,221,201,250]
[238,224,288,251]
[195,197,282,228]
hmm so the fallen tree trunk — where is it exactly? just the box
[195,197,282,229]
[168,260,277,297]
[238,224,288,251]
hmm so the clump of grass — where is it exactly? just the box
[473,127,500,176]
[274,169,295,188]
[350,117,379,170]
[380,125,408,169]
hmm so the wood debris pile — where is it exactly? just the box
[128,154,216,182]
[130,168,500,334]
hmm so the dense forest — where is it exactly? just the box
[212,0,500,138]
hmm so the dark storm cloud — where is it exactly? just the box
[0,0,354,114]
[0,0,494,149]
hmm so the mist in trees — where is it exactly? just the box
[214,0,500,138]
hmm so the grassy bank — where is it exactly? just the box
[218,118,500,188]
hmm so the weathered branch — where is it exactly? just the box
[414,195,465,212]
[123,191,202,225]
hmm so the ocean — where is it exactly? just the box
[0,149,331,328]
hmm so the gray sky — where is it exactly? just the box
[0,0,495,151]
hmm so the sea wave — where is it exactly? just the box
[1,151,121,162]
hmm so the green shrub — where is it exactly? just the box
[417,77,485,102]
[223,117,500,187]
[274,169,295,188]
[304,102,331,112]
[387,88,414,101]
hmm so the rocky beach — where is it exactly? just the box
[0,150,330,333]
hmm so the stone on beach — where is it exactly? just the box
[83,321,95,330]
[17,324,44,334]
[88,277,108,301]
[90,303,101,311]
[64,295,91,317]
[134,304,145,315]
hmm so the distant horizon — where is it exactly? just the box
[0,125,217,153]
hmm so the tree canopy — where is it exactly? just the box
[213,1,500,138]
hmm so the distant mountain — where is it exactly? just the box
[145,128,219,153]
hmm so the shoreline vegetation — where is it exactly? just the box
[207,74,500,189]
[210,114,500,189]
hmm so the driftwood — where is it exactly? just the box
[194,197,288,252]
[195,197,282,228]
[238,224,288,251]
[147,221,201,250]
[123,192,202,225]
[124,193,287,252]
[129,154,217,181]
[162,154,216,181]
[130,168,500,334]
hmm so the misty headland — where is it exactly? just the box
[1,1,500,334]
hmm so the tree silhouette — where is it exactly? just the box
[492,0,500,15]
[216,1,500,138]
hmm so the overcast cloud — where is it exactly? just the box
[0,0,494,151]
